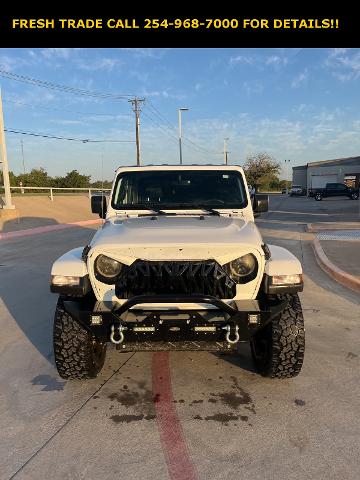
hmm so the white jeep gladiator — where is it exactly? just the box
[51,165,304,380]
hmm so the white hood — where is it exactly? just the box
[89,215,263,266]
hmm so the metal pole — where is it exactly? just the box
[224,138,229,165]
[0,88,15,209]
[129,98,145,166]
[178,108,188,165]
[135,104,141,166]
[179,109,182,165]
[20,139,25,174]
[284,159,290,191]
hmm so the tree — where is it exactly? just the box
[17,167,51,187]
[243,153,281,191]
[91,180,112,189]
[58,170,91,188]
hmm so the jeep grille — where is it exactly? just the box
[115,260,236,299]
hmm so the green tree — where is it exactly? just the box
[91,180,112,189]
[17,167,51,187]
[59,170,91,188]
[243,153,281,191]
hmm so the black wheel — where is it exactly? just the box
[350,192,359,200]
[53,297,107,380]
[315,193,322,201]
[250,294,305,379]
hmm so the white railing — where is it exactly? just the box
[6,186,111,201]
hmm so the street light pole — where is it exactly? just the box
[223,137,229,165]
[284,159,290,191]
[20,139,25,174]
[0,88,15,209]
[178,107,188,165]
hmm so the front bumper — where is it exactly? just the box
[63,294,288,352]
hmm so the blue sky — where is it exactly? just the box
[1,48,360,181]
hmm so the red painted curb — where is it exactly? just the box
[312,237,360,294]
[152,352,198,480]
[0,219,102,240]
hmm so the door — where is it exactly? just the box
[311,174,337,189]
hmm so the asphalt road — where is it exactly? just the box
[0,195,359,480]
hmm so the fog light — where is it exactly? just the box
[133,326,155,332]
[194,326,216,332]
[51,275,80,286]
[91,315,102,325]
[271,274,302,285]
[248,314,260,325]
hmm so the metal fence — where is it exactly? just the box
[2,186,111,201]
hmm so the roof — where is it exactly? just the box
[308,156,360,167]
[114,164,245,174]
[292,156,360,170]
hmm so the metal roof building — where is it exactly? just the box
[292,156,360,191]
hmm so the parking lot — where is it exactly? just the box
[0,194,359,480]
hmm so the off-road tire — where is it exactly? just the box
[250,294,305,379]
[53,297,107,380]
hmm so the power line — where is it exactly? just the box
[0,70,135,100]
[4,98,132,118]
[145,101,221,155]
[142,109,221,158]
[5,128,135,143]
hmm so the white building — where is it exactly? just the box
[292,156,360,193]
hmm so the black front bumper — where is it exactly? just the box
[63,294,287,352]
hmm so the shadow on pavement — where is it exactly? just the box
[1,215,59,233]
[213,343,257,374]
[0,216,97,366]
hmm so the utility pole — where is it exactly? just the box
[178,107,188,165]
[129,98,145,166]
[0,88,15,209]
[223,137,229,165]
[284,159,290,191]
[20,139,25,174]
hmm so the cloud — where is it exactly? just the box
[325,48,360,81]
[291,69,309,88]
[229,55,255,66]
[41,48,80,60]
[119,48,170,59]
[77,57,122,71]
[265,55,288,67]
[242,81,263,95]
[0,54,35,71]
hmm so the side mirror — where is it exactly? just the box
[253,194,269,216]
[91,195,107,219]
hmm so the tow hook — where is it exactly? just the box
[222,324,240,344]
[110,324,127,345]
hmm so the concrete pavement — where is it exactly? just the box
[0,195,359,480]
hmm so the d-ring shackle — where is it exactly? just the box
[110,324,125,345]
[222,324,240,344]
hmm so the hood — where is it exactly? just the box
[91,215,262,248]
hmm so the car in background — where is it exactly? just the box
[313,183,359,201]
[281,188,287,194]
[289,185,306,196]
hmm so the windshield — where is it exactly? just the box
[111,170,248,210]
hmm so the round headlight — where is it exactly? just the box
[228,254,257,279]
[95,255,122,280]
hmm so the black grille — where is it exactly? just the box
[115,260,236,299]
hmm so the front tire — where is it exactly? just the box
[315,193,322,201]
[250,294,305,379]
[53,297,107,380]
